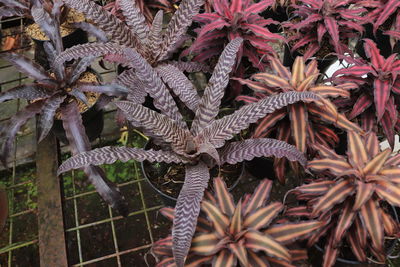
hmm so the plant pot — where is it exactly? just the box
[49,69,104,145]
[30,27,88,69]
[312,205,399,266]
[51,105,104,145]
[25,9,88,69]
[141,141,245,207]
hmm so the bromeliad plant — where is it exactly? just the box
[151,177,323,266]
[59,0,206,70]
[333,39,400,148]
[185,0,285,71]
[53,0,210,107]
[289,130,400,267]
[0,0,128,215]
[57,38,320,266]
[237,56,362,182]
[284,0,369,59]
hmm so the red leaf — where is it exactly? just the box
[348,94,373,119]
[373,79,391,121]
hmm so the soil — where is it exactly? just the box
[25,9,85,41]
[143,160,243,199]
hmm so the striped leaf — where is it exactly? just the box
[347,229,367,262]
[375,180,400,206]
[323,233,339,267]
[172,162,210,267]
[265,220,323,244]
[347,131,368,169]
[252,73,290,88]
[37,94,66,142]
[245,230,291,262]
[307,159,352,175]
[310,85,350,98]
[200,91,320,148]
[381,207,399,236]
[289,103,307,153]
[219,138,307,168]
[159,0,204,60]
[115,101,190,156]
[243,202,283,230]
[374,79,391,121]
[0,85,50,103]
[363,148,391,175]
[380,168,400,183]
[311,180,354,217]
[213,177,235,216]
[191,232,224,255]
[290,57,305,87]
[253,109,286,138]
[63,0,141,49]
[349,94,373,119]
[160,207,175,221]
[120,0,149,40]
[155,64,200,112]
[212,249,236,267]
[201,201,229,237]
[333,200,356,245]
[229,200,242,236]
[243,179,272,215]
[227,240,248,267]
[269,56,290,80]
[359,198,384,252]
[295,180,335,195]
[353,181,375,211]
[191,38,243,135]
[247,250,270,267]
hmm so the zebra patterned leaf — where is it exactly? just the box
[63,0,141,49]
[0,85,50,103]
[58,146,186,174]
[156,64,200,111]
[115,101,191,155]
[159,0,204,60]
[120,0,149,40]
[191,37,243,135]
[200,91,320,148]
[120,48,186,128]
[145,10,163,60]
[172,162,210,267]
[220,138,307,167]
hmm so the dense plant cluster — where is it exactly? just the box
[1,0,400,266]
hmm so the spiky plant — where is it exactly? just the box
[51,0,210,111]
[333,39,400,148]
[151,177,323,266]
[103,0,178,23]
[236,56,362,183]
[184,0,284,71]
[0,0,129,214]
[288,130,400,267]
[284,0,369,59]
[57,38,321,266]
[368,0,400,35]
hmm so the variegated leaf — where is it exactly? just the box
[156,64,200,111]
[1,100,45,167]
[58,146,186,174]
[220,138,307,167]
[172,162,210,267]
[0,85,50,103]
[200,91,320,148]
[38,94,66,142]
[191,38,243,135]
[63,0,142,49]
[120,0,149,40]
[115,101,190,155]
[159,0,204,60]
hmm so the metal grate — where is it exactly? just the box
[0,10,171,265]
